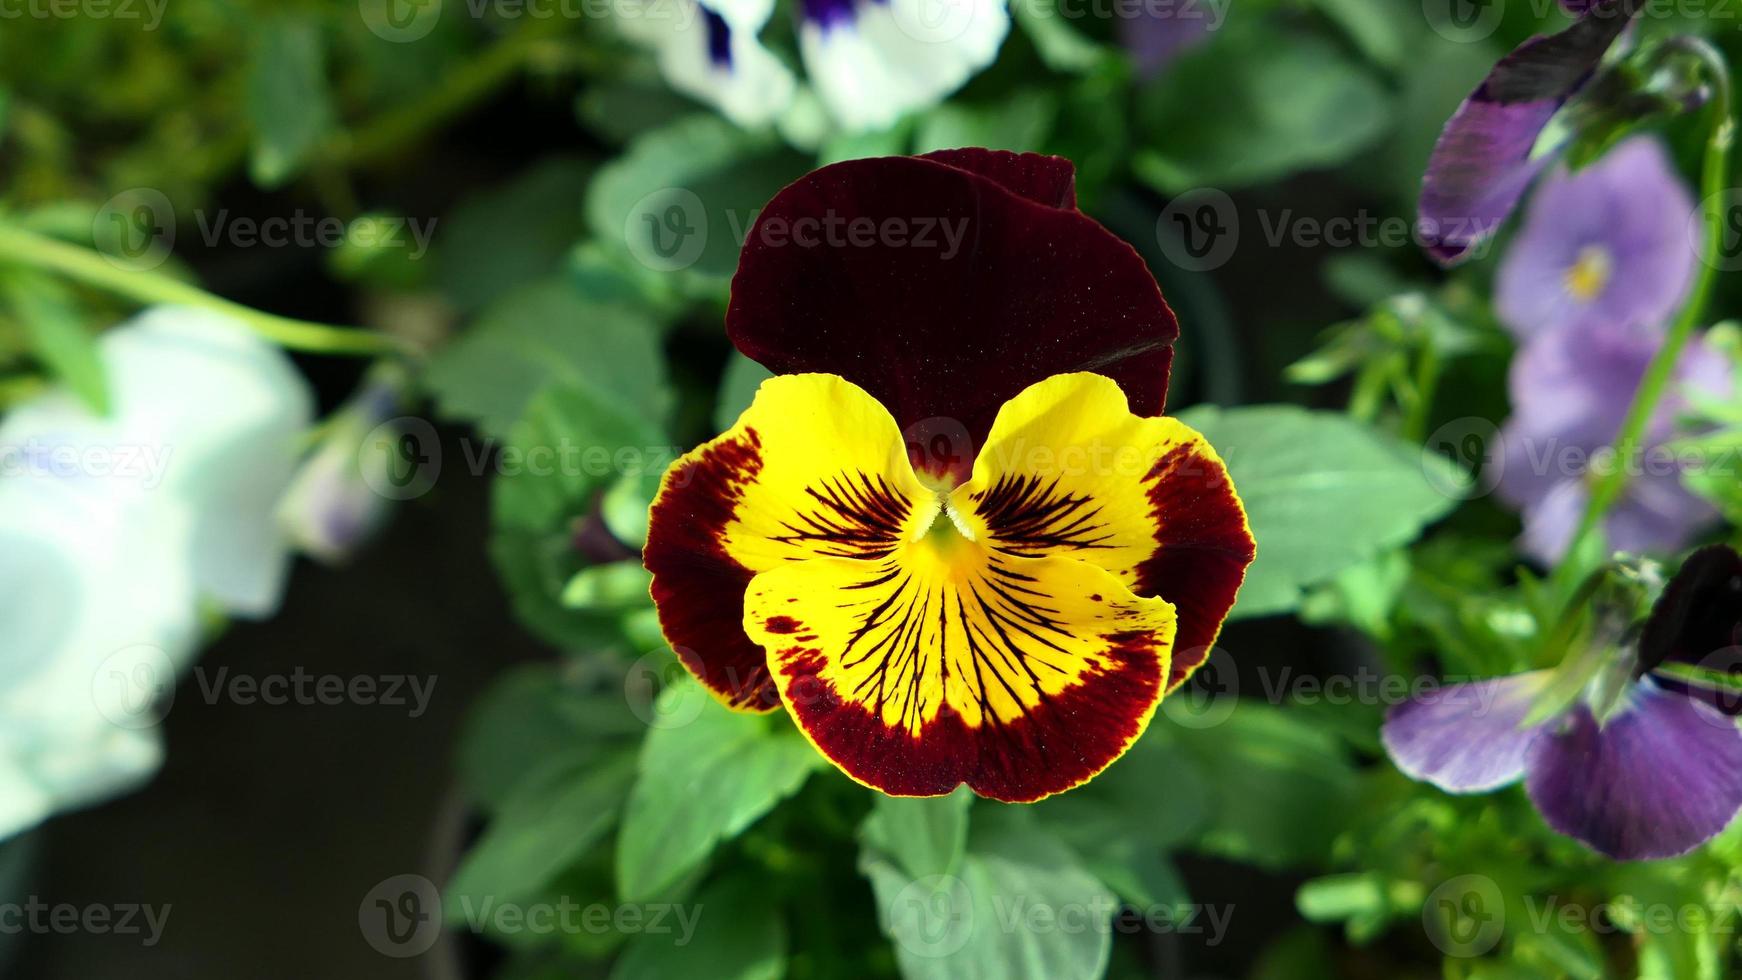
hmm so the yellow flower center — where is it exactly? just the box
[1564,245,1613,302]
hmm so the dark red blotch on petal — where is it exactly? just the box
[643,428,784,711]
[728,151,1178,482]
[773,629,1163,803]
[1135,442,1255,689]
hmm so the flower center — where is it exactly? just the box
[916,491,977,558]
[1564,245,1613,302]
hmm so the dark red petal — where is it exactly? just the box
[642,429,782,711]
[918,148,1078,209]
[727,154,1177,481]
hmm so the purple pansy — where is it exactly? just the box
[1417,0,1645,265]
[1495,322,1731,564]
[1118,3,1217,81]
[1494,137,1696,341]
[1384,546,1742,861]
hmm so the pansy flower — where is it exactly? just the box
[1417,0,1645,264]
[1494,137,1695,341]
[1383,546,1742,861]
[0,307,314,838]
[642,150,1256,802]
[1495,320,1731,564]
[614,0,1009,132]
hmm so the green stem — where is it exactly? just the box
[1559,38,1733,571]
[0,224,414,358]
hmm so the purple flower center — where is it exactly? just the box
[799,0,870,32]
[701,6,733,68]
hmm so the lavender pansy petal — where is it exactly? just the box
[1382,673,1551,792]
[1495,138,1696,340]
[1603,467,1720,557]
[1517,478,1588,566]
[1418,0,1644,264]
[1525,682,1742,860]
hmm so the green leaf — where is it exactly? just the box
[1135,27,1390,190]
[1012,0,1114,74]
[1,271,107,413]
[561,562,654,612]
[436,158,594,313]
[861,788,973,881]
[426,278,669,441]
[913,91,1060,155]
[1175,404,1465,620]
[586,115,807,299]
[1312,0,1411,69]
[489,382,665,649]
[861,817,1114,980]
[492,381,666,536]
[609,876,786,980]
[616,680,821,902]
[446,753,636,908]
[457,665,643,811]
[715,352,774,433]
[1161,701,1359,870]
[246,18,335,188]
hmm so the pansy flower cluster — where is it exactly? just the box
[643,149,1256,801]
[1417,0,1733,563]
[1386,547,1742,860]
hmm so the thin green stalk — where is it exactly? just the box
[1559,39,1734,574]
[0,224,413,358]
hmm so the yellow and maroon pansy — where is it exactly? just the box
[643,150,1255,802]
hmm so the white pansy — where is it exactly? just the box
[618,0,797,128]
[0,306,314,837]
[799,0,1010,133]
[0,478,197,839]
[0,306,314,618]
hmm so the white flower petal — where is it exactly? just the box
[0,480,198,839]
[801,0,1010,132]
[657,4,797,127]
[0,307,315,618]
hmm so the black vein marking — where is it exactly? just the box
[833,550,1089,735]
[771,471,915,559]
[972,474,1114,557]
